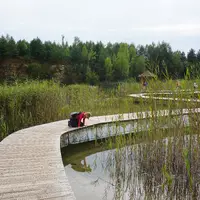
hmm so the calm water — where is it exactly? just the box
[63,144,136,200]
[62,123,200,200]
[65,150,117,200]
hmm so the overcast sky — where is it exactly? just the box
[1,0,200,53]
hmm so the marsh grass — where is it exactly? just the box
[0,81,67,140]
[62,124,199,199]
[1,78,199,141]
[62,79,200,199]
[101,106,200,199]
[63,120,200,199]
[0,80,161,140]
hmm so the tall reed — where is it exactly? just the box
[0,81,66,140]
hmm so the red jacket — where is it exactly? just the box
[76,112,85,127]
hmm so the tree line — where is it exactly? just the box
[0,34,200,84]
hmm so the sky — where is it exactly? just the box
[1,0,200,53]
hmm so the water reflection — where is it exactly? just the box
[62,128,200,200]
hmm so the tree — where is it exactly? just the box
[104,57,113,81]
[170,51,185,78]
[5,35,18,58]
[187,49,196,63]
[81,45,88,63]
[130,55,145,77]
[137,45,146,56]
[44,41,53,61]
[94,46,108,81]
[49,43,63,63]
[64,47,70,61]
[30,38,45,60]
[197,50,200,62]
[17,40,29,57]
[145,43,159,74]
[88,50,96,69]
[73,36,81,46]
[112,43,120,55]
[114,43,130,80]
[1,33,200,82]
[135,56,145,75]
[70,38,82,63]
[129,44,136,62]
[180,52,187,62]
[112,54,117,66]
[0,36,7,59]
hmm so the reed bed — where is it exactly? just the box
[62,79,200,199]
[1,79,199,141]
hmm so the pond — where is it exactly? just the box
[62,123,200,199]
[62,140,139,200]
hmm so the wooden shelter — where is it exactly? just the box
[138,70,156,78]
[138,70,156,90]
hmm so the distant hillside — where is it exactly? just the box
[1,34,199,83]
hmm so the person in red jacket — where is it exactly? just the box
[76,112,91,127]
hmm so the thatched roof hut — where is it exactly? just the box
[138,70,156,78]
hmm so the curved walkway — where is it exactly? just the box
[129,90,200,103]
[1,92,200,199]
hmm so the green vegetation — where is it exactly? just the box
[0,81,141,140]
[0,81,66,140]
[62,117,200,199]
[1,79,200,141]
[1,34,200,84]
[1,37,200,198]
[59,79,200,199]
[62,125,189,172]
[1,32,200,199]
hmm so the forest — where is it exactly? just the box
[0,34,200,84]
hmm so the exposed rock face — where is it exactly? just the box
[50,64,65,82]
[0,58,66,82]
[0,63,28,78]
[0,59,28,79]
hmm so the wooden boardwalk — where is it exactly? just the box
[129,91,200,103]
[1,92,200,199]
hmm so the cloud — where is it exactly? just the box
[131,24,200,36]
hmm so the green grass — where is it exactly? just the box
[0,81,67,140]
[1,79,200,141]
